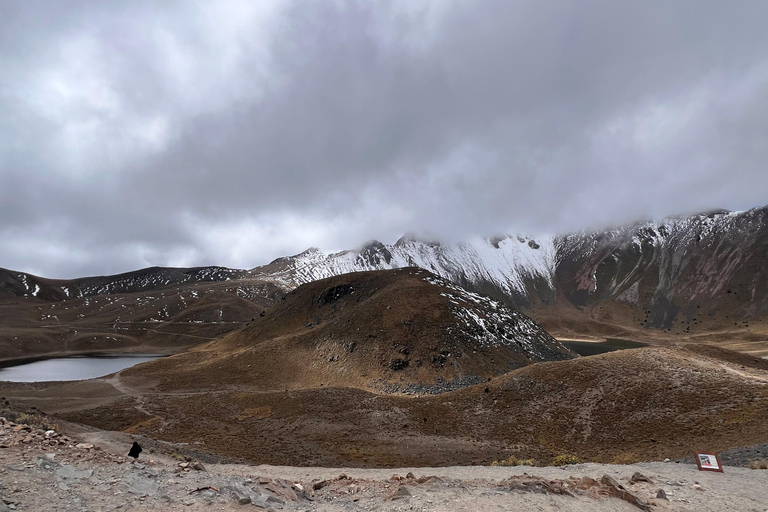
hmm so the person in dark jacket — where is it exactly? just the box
[128,441,142,459]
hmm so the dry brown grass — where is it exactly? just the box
[7,271,768,469]
[123,269,571,393]
[747,459,768,470]
[611,452,640,465]
[52,343,768,468]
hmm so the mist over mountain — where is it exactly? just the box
[3,206,768,356]
[251,207,768,334]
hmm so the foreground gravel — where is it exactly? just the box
[1,416,766,512]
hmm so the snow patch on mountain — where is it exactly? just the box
[257,235,558,298]
[427,274,564,358]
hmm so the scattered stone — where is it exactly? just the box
[124,473,160,497]
[312,479,328,490]
[656,489,668,500]
[391,485,412,500]
[693,484,704,491]
[630,472,652,484]
[35,456,60,471]
[222,484,251,504]
[264,479,299,501]
[54,465,93,482]
[600,475,651,512]
[503,476,574,497]
[250,498,269,511]
[75,443,94,450]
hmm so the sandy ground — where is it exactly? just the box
[1,416,767,512]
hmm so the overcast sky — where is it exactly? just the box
[1,0,767,278]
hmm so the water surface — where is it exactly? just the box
[0,354,165,382]
[562,338,647,357]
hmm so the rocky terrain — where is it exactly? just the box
[0,410,767,512]
[122,269,573,393]
[3,207,768,365]
[0,271,766,468]
[1,333,765,469]
[1,209,768,494]
[0,267,283,362]
[249,207,768,355]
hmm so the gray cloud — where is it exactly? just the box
[1,0,767,278]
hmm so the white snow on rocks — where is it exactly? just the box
[257,235,557,298]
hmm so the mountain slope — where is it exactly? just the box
[253,236,557,306]
[3,206,767,360]
[56,342,768,467]
[125,268,574,393]
[251,206,768,347]
[0,266,283,361]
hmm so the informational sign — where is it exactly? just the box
[695,452,724,472]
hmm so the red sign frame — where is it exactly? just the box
[695,452,724,473]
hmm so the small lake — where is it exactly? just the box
[0,354,166,382]
[561,338,647,357]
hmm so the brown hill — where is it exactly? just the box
[0,268,283,362]
[245,207,768,356]
[124,268,573,392]
[45,343,768,467]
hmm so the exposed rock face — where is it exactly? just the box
[554,207,768,328]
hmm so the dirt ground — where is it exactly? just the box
[11,344,759,469]
[0,344,765,470]
[1,413,767,512]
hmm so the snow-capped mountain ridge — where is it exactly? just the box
[255,234,557,304]
[253,206,768,327]
[3,206,767,333]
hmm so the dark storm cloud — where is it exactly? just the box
[1,0,767,277]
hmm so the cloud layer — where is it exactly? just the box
[2,0,767,277]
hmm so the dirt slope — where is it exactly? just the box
[0,274,283,362]
[35,343,765,468]
[123,268,573,393]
